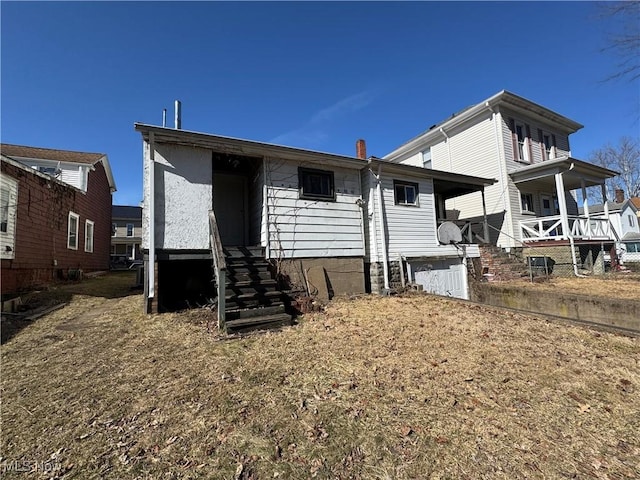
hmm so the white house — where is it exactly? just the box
[135,124,494,327]
[581,195,640,264]
[384,90,619,275]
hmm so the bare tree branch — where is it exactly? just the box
[587,136,640,203]
[597,1,640,82]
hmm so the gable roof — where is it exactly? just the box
[384,90,584,162]
[1,143,116,192]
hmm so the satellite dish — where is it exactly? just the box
[437,221,463,245]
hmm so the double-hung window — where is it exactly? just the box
[85,220,94,253]
[422,147,432,169]
[68,212,80,250]
[394,180,419,206]
[520,193,535,214]
[126,223,134,237]
[298,167,335,201]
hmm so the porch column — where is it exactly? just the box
[581,179,590,238]
[481,188,489,243]
[555,172,570,239]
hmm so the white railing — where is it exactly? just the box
[438,220,489,244]
[520,215,618,242]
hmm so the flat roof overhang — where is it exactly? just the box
[509,156,619,191]
[367,157,496,200]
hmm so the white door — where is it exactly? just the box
[413,259,468,299]
[213,173,246,246]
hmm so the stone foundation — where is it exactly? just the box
[522,243,611,276]
[368,260,406,294]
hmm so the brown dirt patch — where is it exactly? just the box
[1,274,639,478]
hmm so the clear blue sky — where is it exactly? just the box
[2,1,638,206]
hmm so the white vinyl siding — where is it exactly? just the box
[364,172,480,263]
[23,160,88,191]
[0,174,18,259]
[264,159,364,258]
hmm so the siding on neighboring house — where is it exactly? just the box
[264,158,364,259]
[1,158,112,294]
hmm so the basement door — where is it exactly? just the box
[412,258,468,300]
[213,173,247,246]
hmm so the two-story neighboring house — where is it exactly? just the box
[384,91,619,276]
[111,205,142,267]
[1,144,116,294]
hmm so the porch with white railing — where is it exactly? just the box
[520,215,618,242]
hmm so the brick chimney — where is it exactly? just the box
[614,188,625,203]
[356,139,367,159]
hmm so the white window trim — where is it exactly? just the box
[126,223,134,237]
[85,220,94,253]
[394,180,420,207]
[68,212,80,250]
[422,147,432,169]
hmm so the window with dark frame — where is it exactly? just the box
[520,193,534,213]
[394,180,419,206]
[298,167,335,201]
[126,223,134,237]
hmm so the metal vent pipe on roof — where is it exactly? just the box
[174,100,182,129]
[162,109,167,128]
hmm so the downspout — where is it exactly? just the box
[148,132,156,301]
[440,127,455,214]
[356,168,367,261]
[367,169,379,269]
[372,163,390,291]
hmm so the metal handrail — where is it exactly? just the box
[208,210,226,331]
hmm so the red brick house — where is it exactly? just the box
[1,144,116,294]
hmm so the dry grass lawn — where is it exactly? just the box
[1,272,639,479]
[509,272,640,301]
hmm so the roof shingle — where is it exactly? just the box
[1,143,105,165]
